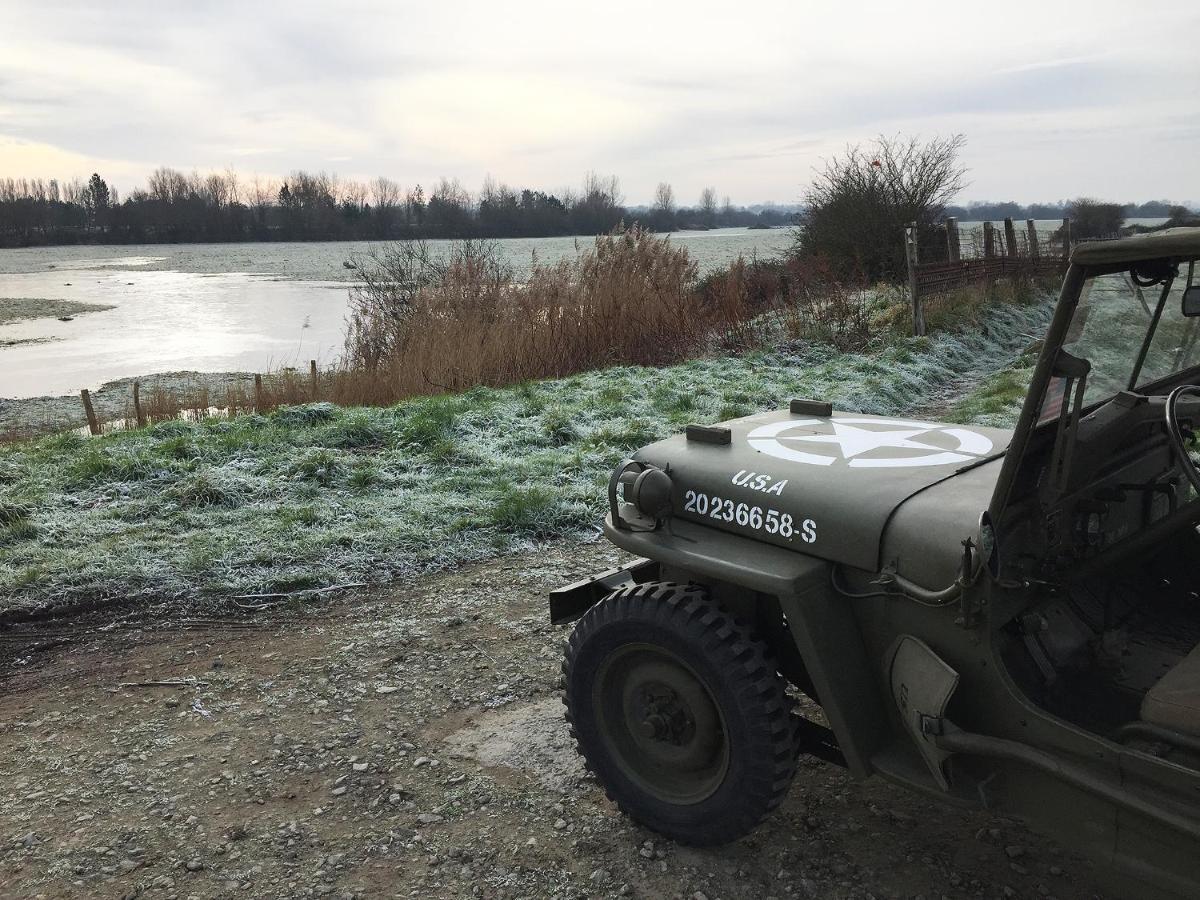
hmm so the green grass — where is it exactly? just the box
[946,363,1035,427]
[0,299,1052,619]
[942,331,1042,427]
[0,501,37,548]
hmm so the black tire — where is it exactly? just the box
[562,581,799,845]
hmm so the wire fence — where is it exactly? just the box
[903,217,1074,335]
[911,217,1072,297]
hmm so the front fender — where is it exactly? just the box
[603,514,890,776]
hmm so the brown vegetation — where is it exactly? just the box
[342,226,725,402]
[696,254,873,352]
[337,227,892,406]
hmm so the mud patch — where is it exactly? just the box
[440,696,586,792]
[0,297,114,326]
[0,336,53,347]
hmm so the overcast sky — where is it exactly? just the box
[1,0,1197,206]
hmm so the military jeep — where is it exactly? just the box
[551,228,1200,897]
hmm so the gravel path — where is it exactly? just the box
[0,539,1109,899]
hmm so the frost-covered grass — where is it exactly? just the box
[0,299,1052,619]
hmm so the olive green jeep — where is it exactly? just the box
[551,228,1200,898]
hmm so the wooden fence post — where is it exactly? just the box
[905,223,925,337]
[310,360,319,400]
[1026,220,1040,259]
[983,222,996,259]
[254,374,264,413]
[80,389,101,435]
[132,381,146,428]
[1003,217,1019,260]
[1062,217,1072,260]
[945,216,960,263]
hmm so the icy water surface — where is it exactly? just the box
[0,228,792,399]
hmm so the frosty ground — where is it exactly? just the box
[0,292,1085,899]
[0,299,1050,621]
[0,539,1109,900]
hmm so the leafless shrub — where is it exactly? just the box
[776,256,873,351]
[798,134,967,281]
[1065,198,1125,239]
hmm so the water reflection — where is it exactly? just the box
[0,228,794,399]
[0,269,346,398]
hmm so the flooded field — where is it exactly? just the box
[0,228,792,399]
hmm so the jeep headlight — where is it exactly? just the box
[609,460,673,530]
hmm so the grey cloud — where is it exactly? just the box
[1,0,1197,203]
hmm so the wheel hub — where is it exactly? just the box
[592,643,730,805]
[635,684,696,745]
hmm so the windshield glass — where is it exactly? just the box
[1060,268,1195,407]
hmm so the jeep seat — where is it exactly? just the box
[1141,645,1200,737]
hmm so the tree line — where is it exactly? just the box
[945,198,1193,222]
[0,168,793,247]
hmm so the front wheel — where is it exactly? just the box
[562,582,799,845]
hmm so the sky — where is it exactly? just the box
[1,0,1197,207]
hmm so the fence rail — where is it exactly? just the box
[915,255,1066,293]
[905,216,1072,335]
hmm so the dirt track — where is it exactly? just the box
[0,538,1108,900]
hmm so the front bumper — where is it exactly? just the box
[547,557,659,624]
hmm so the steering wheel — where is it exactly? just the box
[1165,385,1200,495]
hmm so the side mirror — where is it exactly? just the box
[1183,286,1200,318]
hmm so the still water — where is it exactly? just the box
[0,228,792,399]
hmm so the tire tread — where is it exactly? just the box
[562,581,800,846]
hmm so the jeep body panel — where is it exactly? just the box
[631,407,1011,577]
[603,513,887,775]
[881,455,1004,587]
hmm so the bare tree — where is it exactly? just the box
[426,177,473,235]
[480,174,499,206]
[798,134,967,280]
[341,179,369,211]
[246,175,277,222]
[204,172,230,208]
[148,167,193,204]
[583,171,624,208]
[650,182,677,231]
[62,178,85,206]
[699,187,718,227]
[223,168,241,206]
[653,182,676,215]
[371,177,401,210]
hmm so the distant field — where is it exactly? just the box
[0,298,1051,621]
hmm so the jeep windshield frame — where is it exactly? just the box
[988,228,1200,531]
[1053,264,1193,411]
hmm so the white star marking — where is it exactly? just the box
[745,417,995,468]
[781,422,944,459]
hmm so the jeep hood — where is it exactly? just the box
[632,408,1011,579]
